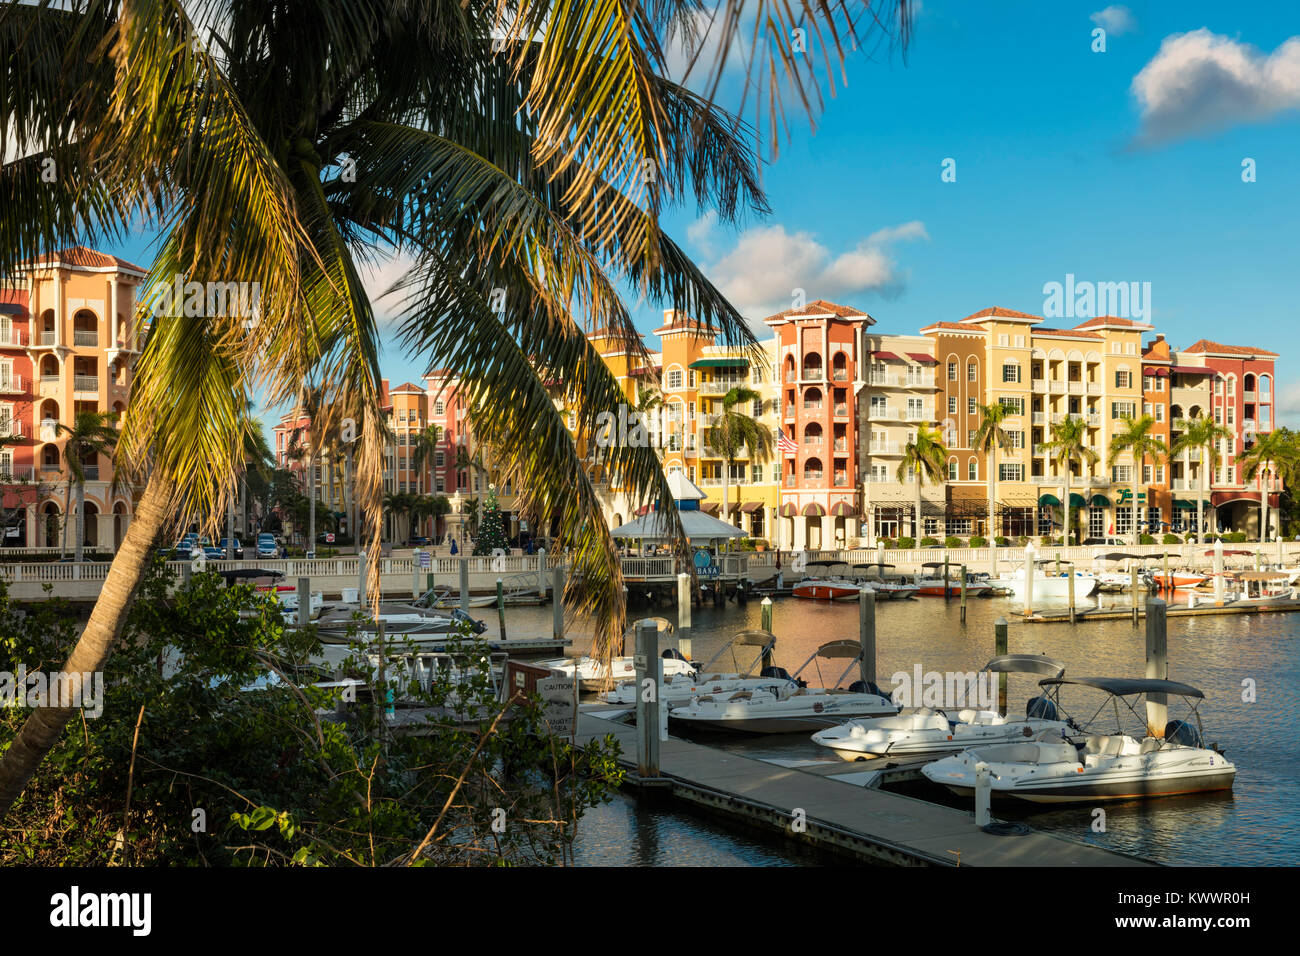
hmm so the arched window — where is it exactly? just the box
[967,458,977,481]
[947,457,958,481]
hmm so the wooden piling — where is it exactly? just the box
[552,564,565,642]
[858,587,876,688]
[634,620,661,780]
[960,565,968,623]
[1068,571,1076,625]
[296,576,310,629]
[994,617,1008,716]
[1131,564,1140,625]
[1145,598,1168,737]
[496,578,506,641]
[943,557,950,600]
[459,558,470,614]
[760,597,774,669]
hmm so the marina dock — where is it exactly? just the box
[575,711,1151,867]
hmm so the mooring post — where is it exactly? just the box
[858,587,876,688]
[1023,544,1035,618]
[994,617,1008,716]
[1145,597,1168,737]
[760,596,774,669]
[1068,570,1076,625]
[459,557,470,613]
[1163,552,1169,592]
[634,619,660,780]
[1131,564,1140,625]
[943,556,951,600]
[296,576,310,629]
[974,761,992,828]
[496,578,507,641]
[960,564,968,623]
[552,564,565,641]
[1214,537,1225,607]
[537,547,547,598]
[676,572,692,657]
[412,552,421,599]
[358,549,367,607]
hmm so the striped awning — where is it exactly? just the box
[802,503,826,517]
[779,503,798,517]
[740,501,764,513]
[830,501,856,517]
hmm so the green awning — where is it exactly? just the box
[1069,493,1087,507]
[1038,494,1060,507]
[1173,499,1197,511]
[689,358,750,369]
[1089,494,1110,507]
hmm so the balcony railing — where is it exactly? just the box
[832,368,848,381]
[868,405,892,419]
[868,373,900,387]
[0,465,35,482]
[905,410,927,422]
[1087,413,1101,426]
[0,328,24,347]
[40,331,55,346]
[73,330,98,347]
[803,472,824,482]
[1032,378,1046,391]
[833,439,849,452]
[1032,412,1045,425]
[801,367,823,380]
[833,476,848,486]
[73,375,99,393]
[0,375,23,394]
[803,401,823,411]
[833,404,849,417]
[803,437,823,448]
[869,441,899,455]
[0,420,20,438]
[1088,382,1102,395]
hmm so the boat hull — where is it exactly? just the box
[1153,573,1207,589]
[792,582,861,601]
[938,768,1236,803]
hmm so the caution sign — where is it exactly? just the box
[537,676,577,736]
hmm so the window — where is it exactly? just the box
[998,334,1009,347]
[999,463,1023,481]
[1147,507,1162,533]
[752,366,764,384]
[1116,509,1133,535]
[1115,370,1131,389]
[752,399,763,417]
[435,477,444,493]
[434,401,445,415]
[948,362,957,381]
[1008,430,1025,449]
[1215,378,1224,395]
[435,451,444,468]
[688,370,696,388]
[688,467,695,482]
[948,460,958,480]
[924,517,941,535]
[968,362,978,382]
[948,396,957,415]
[1227,377,1235,396]
[1261,407,1272,429]
[1261,375,1271,396]
[1227,406,1235,425]
[998,396,1024,415]
[1015,336,1025,348]
[968,429,978,448]
[968,397,977,415]
[1111,465,1132,482]
[1038,509,1053,535]
[667,369,683,390]
[751,465,763,483]
[1214,407,1223,424]
[949,517,972,535]
[688,401,696,421]
[907,397,925,420]
[1111,401,1136,419]
[1089,509,1106,538]
[968,459,978,481]
[1002,363,1021,383]
[1154,405,1164,422]
[1152,377,1165,392]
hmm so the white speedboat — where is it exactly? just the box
[313,602,486,642]
[851,563,919,600]
[995,561,1099,600]
[1091,552,1156,592]
[258,584,324,618]
[812,654,1072,761]
[791,561,860,600]
[922,677,1236,803]
[668,640,898,734]
[600,629,787,706]
[913,563,991,597]
[540,653,696,693]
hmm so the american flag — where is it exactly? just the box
[776,429,797,454]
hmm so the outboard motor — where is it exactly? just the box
[662,648,688,662]
[450,608,488,635]
[1163,719,1204,749]
[760,665,804,687]
[1026,695,1059,721]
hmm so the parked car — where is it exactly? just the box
[256,533,279,558]
[1083,537,1128,547]
[218,537,244,559]
[157,542,192,561]
[201,546,225,561]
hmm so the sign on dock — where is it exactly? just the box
[537,676,577,736]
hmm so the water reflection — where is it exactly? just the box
[496,590,1300,866]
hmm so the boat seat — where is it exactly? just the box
[957,709,979,723]
[1139,738,1164,754]
[727,691,752,701]
[1083,735,1128,756]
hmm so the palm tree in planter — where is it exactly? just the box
[703,386,773,524]
[1108,415,1169,546]
[973,402,1014,543]
[1236,429,1297,543]
[1171,416,1235,544]
[896,424,948,544]
[55,410,120,561]
[1043,417,1098,546]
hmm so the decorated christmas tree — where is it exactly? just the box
[472,483,509,555]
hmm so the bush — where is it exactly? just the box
[1016,536,1030,547]
[944,536,963,549]
[1139,534,1156,545]
[880,538,897,549]
[994,536,1009,547]
[919,537,939,548]
[1225,531,1248,543]
[898,537,916,549]
[969,536,987,548]
[1040,536,1060,546]
[1162,533,1182,544]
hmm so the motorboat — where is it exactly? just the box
[313,600,487,643]
[849,564,918,600]
[811,654,1072,761]
[540,618,694,693]
[791,561,861,600]
[912,562,990,597]
[1091,552,1156,592]
[1152,569,1207,590]
[922,677,1236,803]
[995,560,1099,600]
[667,640,898,734]
[1223,571,1293,603]
[600,629,791,706]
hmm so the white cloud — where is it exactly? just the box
[1276,380,1300,428]
[1090,6,1136,36]
[704,220,928,321]
[685,209,719,255]
[1131,29,1300,144]
[662,9,751,88]
[358,251,417,323]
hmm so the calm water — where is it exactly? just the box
[490,589,1300,866]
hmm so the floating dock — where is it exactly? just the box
[1026,598,1300,623]
[576,712,1151,867]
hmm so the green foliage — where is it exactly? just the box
[970,536,987,548]
[472,485,509,555]
[0,564,621,865]
[1162,533,1182,544]
[1139,533,1156,545]
[880,538,896,549]
[1224,532,1248,543]
[994,536,1009,547]
[919,537,939,548]
[895,536,914,549]
[944,536,963,549]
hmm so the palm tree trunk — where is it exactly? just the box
[344,451,354,547]
[61,477,72,557]
[1198,450,1207,545]
[0,474,174,818]
[226,494,235,558]
[308,451,316,555]
[914,469,922,544]
[1133,483,1140,547]
[75,479,85,562]
[988,443,997,544]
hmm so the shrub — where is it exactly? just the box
[969,536,987,548]
[1226,531,1248,543]
[898,537,916,549]
[1016,535,1030,546]
[994,536,1009,547]
[944,536,963,549]
[1139,534,1156,545]
[1162,533,1181,544]
[919,537,939,548]
[880,538,897,549]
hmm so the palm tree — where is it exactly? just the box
[411,424,444,495]
[384,492,417,545]
[703,386,773,524]
[1236,429,1296,543]
[0,0,909,816]
[1044,417,1098,546]
[1108,415,1169,545]
[1171,416,1234,544]
[973,402,1014,542]
[54,410,120,561]
[896,424,948,543]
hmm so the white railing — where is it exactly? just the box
[1031,379,1046,391]
[0,466,36,482]
[0,375,23,393]
[73,375,99,393]
[0,420,21,438]
[40,331,55,346]
[0,328,24,347]
[73,330,98,347]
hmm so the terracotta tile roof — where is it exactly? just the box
[920,321,980,333]
[1182,339,1278,358]
[1073,315,1149,329]
[959,306,1042,323]
[390,382,425,394]
[27,245,149,274]
[762,299,870,323]
[1033,327,1104,340]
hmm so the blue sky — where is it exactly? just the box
[107,1,1300,430]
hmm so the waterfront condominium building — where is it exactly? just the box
[1,246,147,550]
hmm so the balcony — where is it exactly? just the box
[0,465,35,482]
[0,375,23,394]
[1087,413,1101,427]
[82,465,100,481]
[73,330,99,347]
[1049,380,1066,395]
[803,437,824,449]
[833,404,849,418]
[803,401,824,412]
[833,475,849,487]
[905,410,927,422]
[39,418,58,441]
[0,328,24,347]
[1033,443,1049,455]
[905,375,931,389]
[803,472,824,483]
[1087,382,1102,396]
[868,373,900,388]
[699,381,742,395]
[832,369,848,381]
[0,419,21,439]
[1068,380,1084,394]
[73,375,99,393]
[1031,378,1046,391]
[801,367,823,381]
[833,439,849,452]
[40,331,56,346]
[869,441,899,455]
[1032,412,1045,425]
